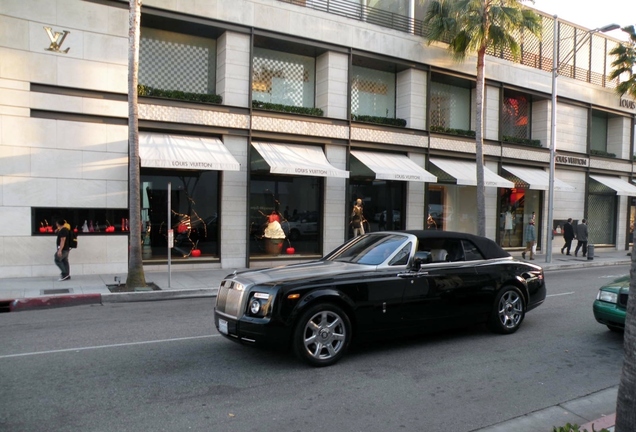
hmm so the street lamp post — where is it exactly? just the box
[545,18,620,263]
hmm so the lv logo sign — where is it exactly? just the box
[44,27,71,53]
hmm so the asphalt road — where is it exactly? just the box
[0,265,628,432]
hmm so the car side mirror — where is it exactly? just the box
[413,258,422,271]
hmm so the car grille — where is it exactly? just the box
[618,292,629,308]
[216,279,245,319]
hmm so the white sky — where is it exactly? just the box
[529,0,635,41]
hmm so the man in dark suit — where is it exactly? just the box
[561,218,575,255]
[575,218,589,257]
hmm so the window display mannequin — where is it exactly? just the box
[503,206,514,246]
[351,198,366,237]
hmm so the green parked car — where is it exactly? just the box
[593,275,629,332]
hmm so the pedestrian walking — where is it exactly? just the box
[521,212,536,260]
[54,219,71,281]
[575,218,588,257]
[561,218,575,255]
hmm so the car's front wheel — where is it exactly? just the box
[293,303,351,367]
[488,286,526,334]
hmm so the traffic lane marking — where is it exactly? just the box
[0,334,221,359]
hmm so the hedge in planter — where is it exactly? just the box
[251,101,324,117]
[351,115,407,128]
[138,85,222,104]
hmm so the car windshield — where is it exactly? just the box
[325,234,409,265]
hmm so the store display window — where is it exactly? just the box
[141,169,219,260]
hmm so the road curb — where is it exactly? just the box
[580,413,616,432]
[101,288,217,303]
[9,293,102,312]
[542,260,630,272]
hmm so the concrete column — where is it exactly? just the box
[316,51,349,120]
[607,116,630,159]
[484,85,499,141]
[406,152,426,229]
[532,99,551,149]
[323,144,348,253]
[396,68,426,130]
[220,135,249,268]
[216,31,251,108]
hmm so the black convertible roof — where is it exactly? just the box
[399,230,511,260]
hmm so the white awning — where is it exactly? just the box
[252,142,349,178]
[350,150,437,182]
[590,175,636,196]
[429,158,514,188]
[139,133,240,171]
[502,165,575,191]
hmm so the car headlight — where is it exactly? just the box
[247,292,271,317]
[597,290,618,304]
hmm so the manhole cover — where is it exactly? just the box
[42,289,72,295]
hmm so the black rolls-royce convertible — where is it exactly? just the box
[214,231,546,366]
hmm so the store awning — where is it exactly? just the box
[590,175,636,196]
[139,133,240,171]
[252,142,349,178]
[350,150,437,182]
[502,165,575,191]
[429,158,514,188]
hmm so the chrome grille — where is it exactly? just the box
[216,279,246,318]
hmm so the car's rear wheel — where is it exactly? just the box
[488,286,525,334]
[293,303,351,367]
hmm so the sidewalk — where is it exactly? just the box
[0,248,631,431]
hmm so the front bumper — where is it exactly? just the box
[593,300,626,328]
[214,310,291,348]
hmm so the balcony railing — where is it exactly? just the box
[278,0,619,90]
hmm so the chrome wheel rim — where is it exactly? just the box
[498,290,523,329]
[302,310,346,361]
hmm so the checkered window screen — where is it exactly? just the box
[502,94,530,140]
[351,66,395,117]
[139,28,216,94]
[587,193,616,244]
[429,81,470,130]
[252,48,315,107]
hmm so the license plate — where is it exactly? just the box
[218,318,228,335]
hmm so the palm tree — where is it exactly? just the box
[126,0,147,289]
[608,24,636,432]
[422,0,542,236]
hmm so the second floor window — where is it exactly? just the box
[140,27,216,95]
[429,76,471,130]
[252,47,316,107]
[351,66,396,118]
[502,91,531,140]
[590,110,609,153]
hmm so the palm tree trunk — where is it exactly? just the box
[126,0,147,289]
[475,48,486,237]
[615,241,636,430]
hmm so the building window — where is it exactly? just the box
[348,179,404,236]
[139,27,216,95]
[588,178,617,245]
[497,188,541,248]
[502,90,531,141]
[590,110,609,153]
[32,208,129,235]
[351,65,396,118]
[429,75,471,130]
[141,169,219,260]
[427,185,477,234]
[252,47,316,107]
